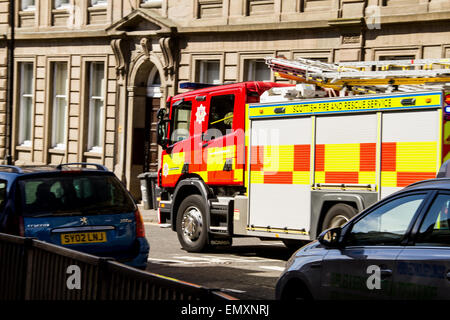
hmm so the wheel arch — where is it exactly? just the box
[170,177,213,231]
[277,273,314,300]
[311,192,366,239]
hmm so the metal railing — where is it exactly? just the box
[0,233,237,301]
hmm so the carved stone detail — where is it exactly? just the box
[159,37,178,79]
[140,37,152,59]
[110,38,127,83]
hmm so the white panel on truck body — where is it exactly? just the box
[249,117,312,233]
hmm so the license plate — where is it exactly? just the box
[61,232,107,245]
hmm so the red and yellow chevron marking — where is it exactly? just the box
[314,143,376,185]
[250,141,438,187]
[250,144,311,185]
[161,145,244,187]
[381,141,437,187]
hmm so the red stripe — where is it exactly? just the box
[189,150,207,172]
[294,144,310,171]
[381,142,396,172]
[209,170,234,182]
[397,172,436,187]
[263,172,293,184]
[315,144,325,171]
[162,174,179,186]
[360,143,376,172]
[325,172,359,184]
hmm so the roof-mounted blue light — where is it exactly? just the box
[179,82,219,90]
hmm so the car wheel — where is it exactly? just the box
[176,194,209,252]
[322,203,357,231]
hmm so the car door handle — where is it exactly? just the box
[380,269,393,278]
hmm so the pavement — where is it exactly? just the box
[137,203,159,223]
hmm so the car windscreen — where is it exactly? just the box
[19,174,136,217]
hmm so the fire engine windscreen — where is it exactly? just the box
[171,100,192,142]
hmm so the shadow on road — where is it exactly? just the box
[210,244,297,261]
[146,263,280,300]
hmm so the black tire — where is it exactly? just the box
[280,279,313,301]
[176,194,209,252]
[322,203,357,231]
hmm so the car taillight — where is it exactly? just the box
[135,209,146,238]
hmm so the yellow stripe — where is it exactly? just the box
[396,142,437,172]
[250,171,264,184]
[249,93,441,118]
[381,171,397,187]
[293,171,310,184]
[325,143,360,172]
[315,171,325,184]
[246,226,309,235]
[206,145,235,172]
[359,171,376,184]
[162,152,185,175]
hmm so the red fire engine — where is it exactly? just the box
[156,57,450,252]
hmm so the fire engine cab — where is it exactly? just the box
[156,57,450,252]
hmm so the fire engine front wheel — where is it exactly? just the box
[176,195,209,252]
[322,203,357,231]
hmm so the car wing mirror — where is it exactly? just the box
[318,227,343,248]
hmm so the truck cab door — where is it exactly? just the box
[199,88,245,186]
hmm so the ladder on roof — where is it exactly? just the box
[265,56,450,94]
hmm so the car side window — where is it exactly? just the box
[347,194,426,246]
[416,194,450,246]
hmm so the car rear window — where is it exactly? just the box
[19,174,136,217]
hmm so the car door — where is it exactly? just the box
[320,192,429,300]
[394,191,450,299]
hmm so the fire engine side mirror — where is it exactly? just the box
[157,109,170,150]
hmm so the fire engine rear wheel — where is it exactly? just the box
[322,203,357,231]
[176,195,209,252]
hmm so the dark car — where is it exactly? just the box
[0,163,149,269]
[276,178,450,300]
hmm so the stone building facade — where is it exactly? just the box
[0,0,449,198]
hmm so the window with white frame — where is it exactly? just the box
[244,59,271,81]
[196,60,220,84]
[21,0,36,11]
[90,0,107,6]
[87,62,105,152]
[18,62,34,146]
[51,62,68,149]
[54,0,70,9]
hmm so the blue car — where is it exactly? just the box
[0,163,149,269]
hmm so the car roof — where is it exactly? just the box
[0,163,109,177]
[402,178,450,192]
